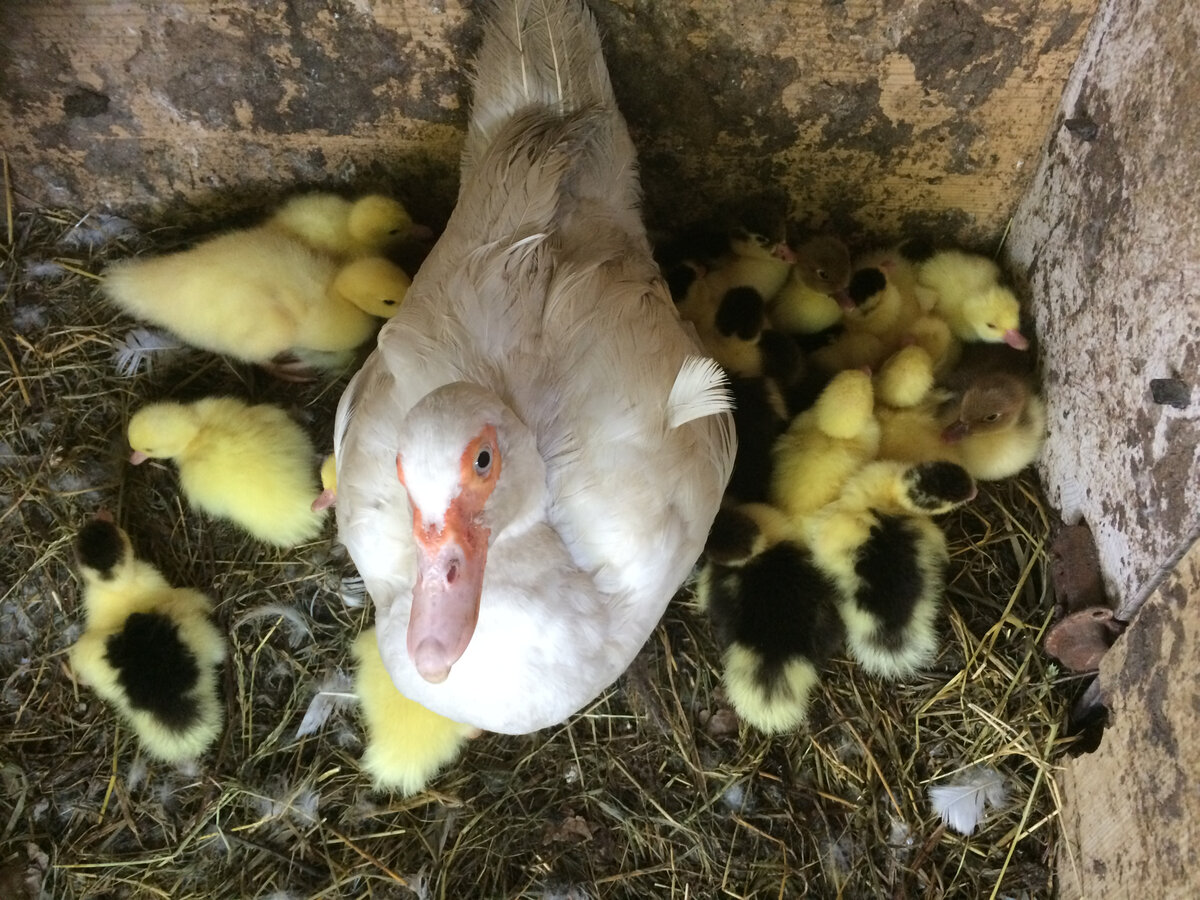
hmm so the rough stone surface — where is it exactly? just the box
[1,0,1095,241]
[1007,0,1200,617]
[1056,537,1200,899]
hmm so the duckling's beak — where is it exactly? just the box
[835,289,857,311]
[1003,329,1029,350]
[129,450,149,465]
[941,421,970,443]
[772,243,797,263]
[407,223,436,242]
[311,488,336,512]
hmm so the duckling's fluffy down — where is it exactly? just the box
[127,398,326,547]
[69,519,225,762]
[353,629,476,795]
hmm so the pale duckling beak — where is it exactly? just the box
[1003,329,1029,350]
[129,450,149,465]
[406,223,436,242]
[772,243,797,264]
[941,420,970,443]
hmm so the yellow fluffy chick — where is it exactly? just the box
[876,371,1047,481]
[353,628,477,794]
[696,504,844,733]
[127,397,327,547]
[856,237,940,313]
[917,249,1029,349]
[69,516,225,762]
[102,228,410,378]
[875,344,937,408]
[811,267,953,373]
[676,227,793,327]
[267,192,428,258]
[770,369,880,520]
[312,453,338,512]
[803,460,976,679]
[767,235,853,335]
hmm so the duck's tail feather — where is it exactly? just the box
[463,0,617,173]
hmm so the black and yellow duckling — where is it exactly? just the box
[68,516,225,762]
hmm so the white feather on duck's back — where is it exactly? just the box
[333,0,734,734]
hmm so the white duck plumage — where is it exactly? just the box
[333,0,735,735]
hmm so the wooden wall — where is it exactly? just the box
[1,0,1096,243]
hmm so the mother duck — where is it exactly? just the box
[333,0,735,737]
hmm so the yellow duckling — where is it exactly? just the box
[803,460,976,679]
[697,503,844,734]
[811,267,954,373]
[917,249,1029,349]
[69,515,225,762]
[856,237,940,313]
[767,235,853,336]
[676,226,794,327]
[312,453,338,512]
[353,628,477,794]
[770,369,880,520]
[127,398,327,547]
[102,228,410,379]
[874,344,937,409]
[876,370,1047,481]
[267,192,430,258]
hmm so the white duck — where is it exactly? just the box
[333,0,735,736]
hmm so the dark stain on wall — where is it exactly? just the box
[800,81,915,158]
[127,4,473,136]
[899,0,1030,108]
[590,1,801,232]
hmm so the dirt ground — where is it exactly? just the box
[0,202,1076,899]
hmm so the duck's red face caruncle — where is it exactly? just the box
[397,425,501,684]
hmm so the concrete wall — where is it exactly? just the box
[1,0,1095,242]
[1007,0,1200,617]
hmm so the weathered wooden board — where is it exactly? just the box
[1056,538,1200,898]
[0,0,1095,241]
[1007,0,1200,617]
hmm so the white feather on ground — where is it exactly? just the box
[295,671,356,739]
[113,327,184,376]
[233,603,312,647]
[928,764,1008,835]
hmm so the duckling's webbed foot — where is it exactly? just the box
[262,353,320,384]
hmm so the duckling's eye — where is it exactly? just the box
[388,227,403,235]
[817,268,829,280]
[382,298,397,306]
[983,412,1002,422]
[754,234,770,246]
[985,322,997,330]
[474,446,493,477]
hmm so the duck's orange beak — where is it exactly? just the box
[398,427,500,684]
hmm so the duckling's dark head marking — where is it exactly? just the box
[75,519,126,579]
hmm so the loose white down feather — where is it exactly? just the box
[928,764,1008,835]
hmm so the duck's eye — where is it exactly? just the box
[816,268,829,280]
[985,322,996,330]
[474,447,493,476]
[754,234,770,246]
[983,412,1002,422]
[382,298,397,306]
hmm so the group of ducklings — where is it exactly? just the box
[656,224,1047,733]
[67,196,1048,790]
[69,193,465,792]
